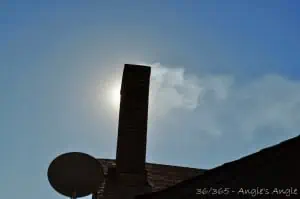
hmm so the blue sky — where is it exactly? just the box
[1,1,300,199]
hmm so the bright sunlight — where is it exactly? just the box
[109,83,121,111]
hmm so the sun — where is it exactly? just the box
[109,84,121,110]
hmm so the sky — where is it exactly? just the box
[1,1,300,199]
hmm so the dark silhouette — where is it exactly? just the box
[116,64,151,175]
[47,152,104,198]
[137,135,300,199]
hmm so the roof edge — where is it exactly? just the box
[137,134,300,198]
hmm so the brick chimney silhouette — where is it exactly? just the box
[116,64,151,181]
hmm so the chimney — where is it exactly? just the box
[116,64,151,176]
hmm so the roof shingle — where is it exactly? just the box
[96,159,205,194]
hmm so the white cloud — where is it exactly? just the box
[138,62,204,119]
[140,62,300,140]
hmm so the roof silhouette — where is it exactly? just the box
[137,134,300,198]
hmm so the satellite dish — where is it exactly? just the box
[47,152,104,199]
